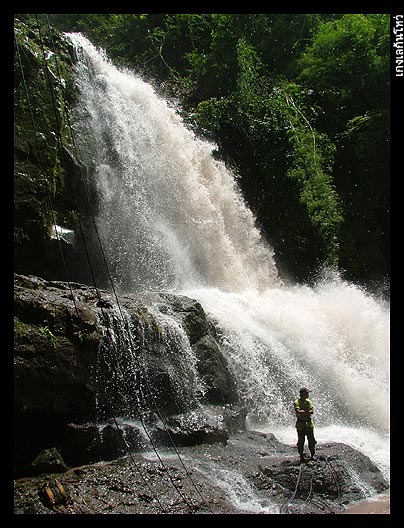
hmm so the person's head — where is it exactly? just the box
[299,387,310,398]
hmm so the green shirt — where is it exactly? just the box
[294,397,314,430]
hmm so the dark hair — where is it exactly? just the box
[299,387,310,395]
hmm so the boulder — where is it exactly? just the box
[29,448,69,476]
[14,273,239,475]
[152,406,230,447]
[62,420,148,466]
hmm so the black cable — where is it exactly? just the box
[34,14,213,513]
[303,468,314,505]
[16,18,168,513]
[42,21,202,514]
[44,17,215,514]
[324,457,343,508]
[35,16,180,513]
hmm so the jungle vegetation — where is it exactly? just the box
[15,14,390,292]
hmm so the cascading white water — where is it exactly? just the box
[185,276,390,482]
[68,33,390,483]
[69,33,278,293]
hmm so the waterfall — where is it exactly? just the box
[67,33,390,482]
[69,33,278,294]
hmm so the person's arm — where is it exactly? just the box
[294,402,307,418]
[295,401,313,419]
[301,403,314,419]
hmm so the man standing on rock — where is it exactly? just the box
[294,387,317,463]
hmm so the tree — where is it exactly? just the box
[296,14,389,286]
[16,13,389,288]
[195,37,343,279]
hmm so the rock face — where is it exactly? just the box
[14,17,103,287]
[13,274,389,513]
[14,273,240,474]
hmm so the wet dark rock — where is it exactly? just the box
[14,274,239,475]
[63,423,102,465]
[13,430,389,515]
[62,420,149,468]
[14,18,91,284]
[29,448,69,476]
[153,407,230,447]
[193,334,239,404]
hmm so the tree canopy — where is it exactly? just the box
[18,14,390,292]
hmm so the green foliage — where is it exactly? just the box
[195,46,343,270]
[15,13,389,288]
[237,37,267,103]
[294,13,389,283]
[39,325,56,340]
[276,83,342,265]
[297,14,389,128]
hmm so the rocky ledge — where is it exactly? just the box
[14,274,389,514]
[14,430,388,515]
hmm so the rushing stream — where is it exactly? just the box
[67,33,390,501]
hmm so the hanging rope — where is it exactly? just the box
[30,14,214,513]
[302,468,315,506]
[279,461,304,513]
[15,22,168,514]
[323,457,343,508]
[43,15,216,514]
[34,14,194,513]
[279,454,345,514]
[16,15,167,512]
[43,16,212,514]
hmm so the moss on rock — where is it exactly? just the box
[14,16,82,279]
